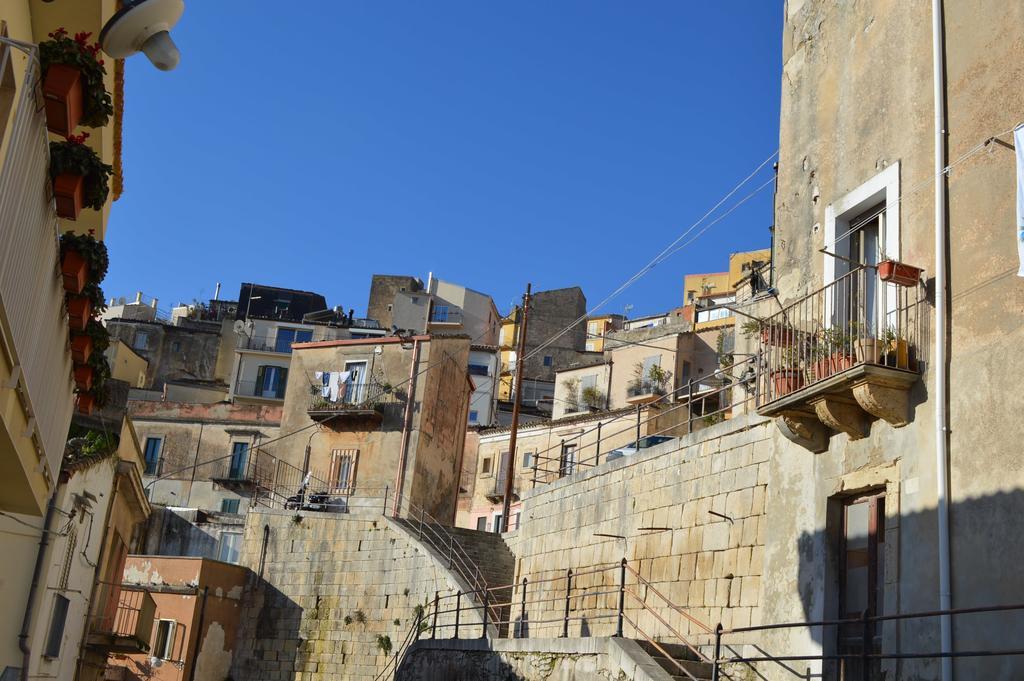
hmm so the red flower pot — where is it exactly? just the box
[66,295,91,331]
[813,353,855,381]
[771,369,804,397]
[53,174,84,220]
[70,334,93,364]
[73,365,94,391]
[761,326,795,347]
[76,392,96,416]
[61,248,88,294]
[878,260,922,287]
[43,64,83,137]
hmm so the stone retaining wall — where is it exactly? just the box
[232,509,484,681]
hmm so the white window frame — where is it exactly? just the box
[154,619,176,660]
[824,162,901,321]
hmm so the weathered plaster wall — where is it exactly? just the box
[280,337,470,520]
[107,320,224,390]
[232,510,485,681]
[129,401,282,513]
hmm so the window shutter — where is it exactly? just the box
[255,366,266,394]
[275,367,289,398]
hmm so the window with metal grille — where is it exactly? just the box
[330,449,358,494]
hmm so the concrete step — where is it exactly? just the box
[637,639,704,662]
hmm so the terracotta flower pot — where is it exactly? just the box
[771,369,804,397]
[878,260,922,287]
[43,64,83,137]
[66,295,91,331]
[761,326,795,347]
[76,392,96,416]
[812,352,855,381]
[73,365,94,391]
[70,334,93,364]
[53,174,85,220]
[61,248,88,294]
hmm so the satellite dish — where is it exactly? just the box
[100,0,185,71]
[232,320,245,335]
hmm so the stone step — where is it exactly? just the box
[648,655,713,681]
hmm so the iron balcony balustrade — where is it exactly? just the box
[626,380,669,405]
[85,583,156,654]
[307,380,398,424]
[754,265,923,450]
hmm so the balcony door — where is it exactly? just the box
[344,360,368,404]
[837,492,885,680]
[845,203,883,335]
[228,441,249,479]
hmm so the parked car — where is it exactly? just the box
[605,435,676,462]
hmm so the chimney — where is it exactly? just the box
[214,282,221,301]
[134,291,143,304]
[151,298,158,309]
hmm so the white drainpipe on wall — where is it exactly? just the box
[931,1,953,680]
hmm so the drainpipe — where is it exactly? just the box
[393,339,421,517]
[19,492,59,681]
[931,2,953,680]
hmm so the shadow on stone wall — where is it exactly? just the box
[734,489,1024,681]
[231,574,303,681]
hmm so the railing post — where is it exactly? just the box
[518,577,528,639]
[559,439,566,478]
[635,404,642,443]
[711,623,723,681]
[431,591,439,639]
[448,534,454,569]
[382,485,388,516]
[860,609,870,681]
[595,422,602,465]
[687,379,694,434]
[531,454,538,489]
[561,568,573,638]
[480,588,489,639]
[418,507,425,540]
[616,558,626,637]
[454,591,461,639]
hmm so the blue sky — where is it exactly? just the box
[104,2,783,320]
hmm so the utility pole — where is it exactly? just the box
[501,283,530,532]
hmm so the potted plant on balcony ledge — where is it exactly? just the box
[39,28,113,136]
[741,319,795,347]
[76,351,111,415]
[877,257,923,287]
[49,133,113,220]
[60,231,109,294]
[807,326,856,382]
[770,348,804,397]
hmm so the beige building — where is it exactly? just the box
[105,340,148,388]
[584,314,625,353]
[1,410,151,681]
[552,328,721,420]
[128,400,283,518]
[274,334,473,521]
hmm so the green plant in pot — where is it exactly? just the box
[808,326,855,381]
[39,28,113,135]
[580,385,605,411]
[771,347,804,397]
[49,132,113,219]
[561,377,581,412]
[880,326,910,369]
[59,231,108,294]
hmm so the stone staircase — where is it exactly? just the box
[389,519,516,635]
[637,640,714,681]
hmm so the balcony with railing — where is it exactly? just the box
[754,265,923,451]
[86,583,156,654]
[626,380,669,405]
[234,379,286,401]
[307,380,399,424]
[0,40,77,514]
